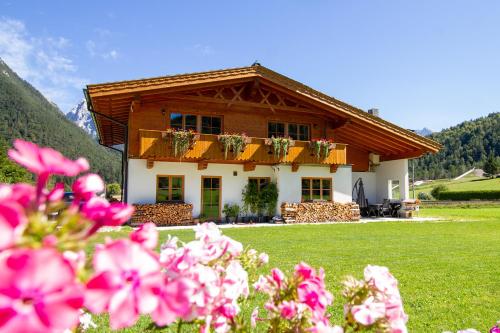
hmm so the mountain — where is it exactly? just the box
[415,127,433,137]
[66,99,97,138]
[0,58,121,185]
[413,112,500,180]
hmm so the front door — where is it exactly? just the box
[201,176,221,218]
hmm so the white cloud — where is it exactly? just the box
[0,17,87,112]
[86,39,119,60]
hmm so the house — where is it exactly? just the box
[84,64,440,218]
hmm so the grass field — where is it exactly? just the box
[87,206,500,332]
[411,175,500,198]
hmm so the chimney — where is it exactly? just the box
[367,108,379,117]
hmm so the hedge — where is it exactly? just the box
[438,190,500,201]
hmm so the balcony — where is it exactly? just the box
[138,129,347,166]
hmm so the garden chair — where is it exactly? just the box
[380,199,392,217]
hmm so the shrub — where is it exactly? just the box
[431,184,448,199]
[222,203,240,217]
[106,183,121,198]
[438,190,500,201]
[417,192,433,200]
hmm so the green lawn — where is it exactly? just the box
[87,207,500,332]
[412,175,500,198]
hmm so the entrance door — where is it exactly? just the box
[201,176,221,218]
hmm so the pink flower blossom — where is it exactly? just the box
[72,173,104,201]
[8,139,89,177]
[0,201,27,250]
[46,182,65,202]
[279,300,298,319]
[258,252,269,265]
[150,276,194,326]
[85,239,162,329]
[311,322,344,333]
[351,296,386,326]
[251,307,259,328]
[0,248,84,332]
[295,262,314,280]
[271,268,285,289]
[81,197,134,235]
[131,223,158,249]
[364,265,399,296]
[0,183,36,209]
[491,324,500,333]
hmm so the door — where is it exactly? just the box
[201,176,221,218]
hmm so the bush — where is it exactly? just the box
[260,182,279,216]
[417,192,433,200]
[431,184,448,199]
[438,190,500,201]
[222,203,240,217]
[106,183,121,198]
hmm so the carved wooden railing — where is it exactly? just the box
[139,129,347,165]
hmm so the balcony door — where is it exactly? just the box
[201,176,221,218]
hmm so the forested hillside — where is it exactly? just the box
[413,112,499,179]
[0,58,121,185]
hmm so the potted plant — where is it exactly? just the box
[218,133,251,159]
[163,128,199,157]
[265,136,295,160]
[309,139,336,160]
[260,182,279,222]
[242,181,261,223]
[222,203,240,224]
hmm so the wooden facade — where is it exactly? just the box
[85,65,441,173]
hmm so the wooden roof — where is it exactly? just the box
[85,65,440,158]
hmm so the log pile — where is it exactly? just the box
[131,203,193,226]
[281,202,360,223]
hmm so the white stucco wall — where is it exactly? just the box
[352,159,409,203]
[275,164,352,205]
[128,160,353,217]
[375,159,409,202]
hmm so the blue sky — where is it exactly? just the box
[1,1,499,131]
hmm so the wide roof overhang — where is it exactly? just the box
[85,65,441,160]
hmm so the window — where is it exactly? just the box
[288,123,310,141]
[301,178,332,201]
[170,113,198,131]
[156,175,184,202]
[248,177,270,191]
[268,122,285,138]
[201,116,222,134]
[390,180,401,199]
[268,122,310,140]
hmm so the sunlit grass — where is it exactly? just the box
[87,207,500,332]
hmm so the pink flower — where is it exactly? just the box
[295,262,314,280]
[491,325,500,333]
[0,248,84,332]
[130,223,158,249]
[8,139,89,177]
[85,239,162,329]
[279,300,298,320]
[81,197,134,235]
[258,252,269,265]
[364,265,399,296]
[150,276,194,326]
[0,201,27,250]
[0,183,36,209]
[46,182,65,202]
[72,173,104,201]
[351,296,386,326]
[271,268,285,289]
[251,307,259,328]
[311,322,344,333]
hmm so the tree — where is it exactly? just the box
[0,137,32,184]
[483,154,499,177]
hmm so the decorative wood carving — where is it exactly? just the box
[291,163,299,172]
[146,159,154,169]
[330,164,339,173]
[243,162,256,172]
[197,160,208,170]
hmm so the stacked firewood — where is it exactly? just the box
[131,203,193,226]
[281,202,360,223]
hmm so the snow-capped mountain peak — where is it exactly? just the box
[66,99,97,138]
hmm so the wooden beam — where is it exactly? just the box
[146,159,154,169]
[197,160,208,170]
[243,162,256,172]
[330,164,339,173]
[338,126,407,154]
[291,163,299,172]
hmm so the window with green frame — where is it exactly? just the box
[156,175,184,202]
[301,178,332,201]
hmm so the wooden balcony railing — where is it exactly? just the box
[138,129,347,165]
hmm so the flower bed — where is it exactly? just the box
[281,202,360,223]
[131,203,193,226]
